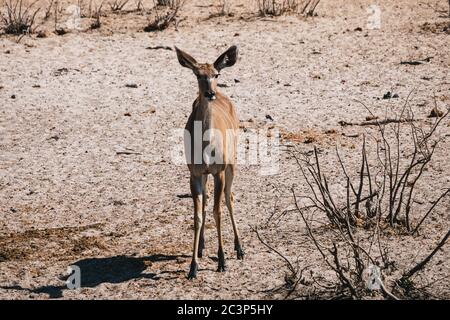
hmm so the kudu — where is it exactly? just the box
[175,45,244,279]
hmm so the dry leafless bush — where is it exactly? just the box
[257,0,320,17]
[144,0,184,32]
[289,189,450,299]
[257,97,449,299]
[299,0,320,16]
[1,0,40,35]
[90,1,103,29]
[295,96,449,234]
[257,0,294,16]
[109,0,129,12]
[155,0,183,8]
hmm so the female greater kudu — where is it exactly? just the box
[175,46,244,279]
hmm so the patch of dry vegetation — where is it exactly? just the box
[1,0,40,35]
[258,98,450,299]
[256,0,320,17]
[109,0,129,12]
[143,0,184,32]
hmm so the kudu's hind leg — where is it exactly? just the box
[225,165,245,260]
[213,172,226,272]
[198,174,208,258]
[188,175,203,279]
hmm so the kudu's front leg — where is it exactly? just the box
[188,175,203,279]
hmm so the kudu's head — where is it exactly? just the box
[175,46,238,101]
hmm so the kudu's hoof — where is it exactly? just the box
[217,249,226,272]
[187,262,198,280]
[236,247,245,260]
[217,264,227,273]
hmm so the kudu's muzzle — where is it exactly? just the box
[204,90,216,100]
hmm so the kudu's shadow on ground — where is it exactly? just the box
[1,254,188,299]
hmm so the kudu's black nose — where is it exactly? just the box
[204,91,216,99]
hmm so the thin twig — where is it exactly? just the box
[413,188,450,234]
[338,118,416,127]
[252,226,297,276]
[401,229,450,281]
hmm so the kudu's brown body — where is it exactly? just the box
[175,46,244,279]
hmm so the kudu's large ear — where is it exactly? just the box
[175,46,198,71]
[214,45,238,72]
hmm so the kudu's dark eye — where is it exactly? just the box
[215,74,220,79]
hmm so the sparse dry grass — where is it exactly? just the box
[1,0,40,34]
[256,0,320,17]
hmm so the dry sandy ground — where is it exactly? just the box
[0,0,449,299]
